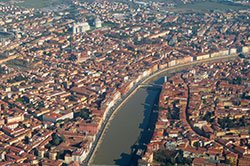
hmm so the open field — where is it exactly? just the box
[18,0,65,9]
[174,1,249,11]
[116,0,248,11]
[2,0,247,11]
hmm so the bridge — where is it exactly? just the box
[139,83,163,89]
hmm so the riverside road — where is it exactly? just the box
[86,54,237,166]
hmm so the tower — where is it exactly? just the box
[95,17,102,28]
[164,76,168,82]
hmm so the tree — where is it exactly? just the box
[153,149,191,165]
[218,117,246,129]
[229,77,242,85]
[45,142,52,149]
[22,96,30,103]
[193,141,200,148]
[202,111,214,123]
[24,136,30,144]
[51,133,63,146]
[79,108,91,120]
[68,54,77,61]
[61,134,65,142]
[37,101,45,108]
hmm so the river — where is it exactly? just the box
[91,55,237,166]
[92,70,179,165]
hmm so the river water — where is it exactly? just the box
[93,88,160,165]
[92,71,176,165]
[92,56,235,165]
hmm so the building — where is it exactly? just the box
[95,17,102,28]
[242,46,250,54]
[43,112,74,123]
[73,22,90,34]
[64,148,88,164]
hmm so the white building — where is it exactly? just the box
[95,17,102,28]
[64,148,88,164]
[242,46,250,54]
[73,22,90,34]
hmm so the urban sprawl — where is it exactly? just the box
[0,0,249,165]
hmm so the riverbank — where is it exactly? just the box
[143,56,249,165]
[87,54,238,165]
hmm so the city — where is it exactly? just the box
[0,0,249,165]
[143,58,250,165]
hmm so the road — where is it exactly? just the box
[0,55,19,64]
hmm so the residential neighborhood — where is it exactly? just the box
[143,58,250,165]
[0,0,249,165]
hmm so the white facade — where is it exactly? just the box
[242,46,250,54]
[229,48,237,55]
[64,148,88,164]
[95,17,102,28]
[73,22,90,34]
[219,49,229,56]
[72,149,87,164]
[210,52,220,58]
[197,54,210,60]
[168,60,176,67]
[210,49,229,58]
